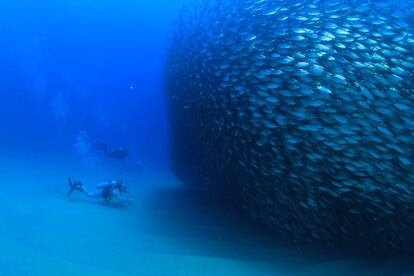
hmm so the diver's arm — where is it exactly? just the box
[111,189,133,203]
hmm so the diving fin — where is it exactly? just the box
[68,178,83,195]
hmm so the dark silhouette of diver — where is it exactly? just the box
[68,178,132,204]
[96,144,128,160]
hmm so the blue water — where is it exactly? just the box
[0,0,187,167]
[0,0,413,275]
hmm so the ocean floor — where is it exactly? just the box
[0,153,413,275]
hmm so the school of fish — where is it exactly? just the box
[164,0,414,251]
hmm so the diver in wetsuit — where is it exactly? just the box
[68,178,132,204]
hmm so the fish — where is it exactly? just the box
[165,0,414,252]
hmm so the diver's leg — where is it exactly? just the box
[86,190,103,199]
[73,185,98,198]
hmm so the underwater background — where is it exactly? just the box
[0,0,182,166]
[0,0,414,275]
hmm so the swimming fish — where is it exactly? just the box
[165,0,414,252]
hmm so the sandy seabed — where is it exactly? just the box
[0,154,413,276]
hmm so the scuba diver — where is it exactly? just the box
[96,144,129,160]
[67,178,132,204]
